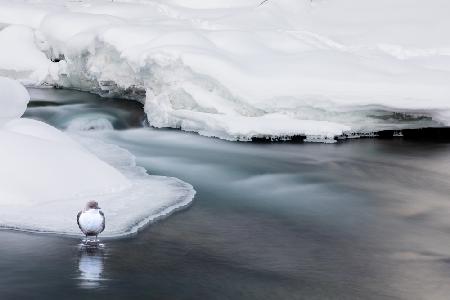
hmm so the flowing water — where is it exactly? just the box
[1,88,449,299]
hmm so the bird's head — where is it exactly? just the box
[86,201,100,210]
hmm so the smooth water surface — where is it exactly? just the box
[1,88,449,299]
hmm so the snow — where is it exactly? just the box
[0,25,60,83]
[0,77,195,236]
[0,77,29,125]
[0,0,449,140]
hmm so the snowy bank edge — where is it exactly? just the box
[1,1,450,142]
[109,179,195,239]
[0,179,195,239]
[0,134,196,239]
[67,134,197,239]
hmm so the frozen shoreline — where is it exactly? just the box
[0,0,449,142]
[72,133,196,238]
[0,131,196,238]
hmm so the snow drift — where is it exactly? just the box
[0,0,449,141]
[0,77,195,237]
[0,77,29,125]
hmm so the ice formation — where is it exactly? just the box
[0,0,449,141]
[0,77,195,236]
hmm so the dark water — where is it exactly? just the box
[2,88,450,299]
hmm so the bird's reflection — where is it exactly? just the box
[77,246,106,289]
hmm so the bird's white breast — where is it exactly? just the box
[79,209,103,233]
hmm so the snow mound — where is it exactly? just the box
[0,77,195,237]
[0,117,129,210]
[0,77,29,125]
[0,128,195,237]
[0,25,61,84]
[0,0,449,141]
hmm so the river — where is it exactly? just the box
[1,88,449,299]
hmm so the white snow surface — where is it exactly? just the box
[0,77,29,125]
[0,77,195,236]
[0,0,449,140]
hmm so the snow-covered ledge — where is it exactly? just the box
[0,0,449,142]
[0,77,195,237]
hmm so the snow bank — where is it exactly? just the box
[0,77,29,125]
[0,25,60,84]
[0,118,129,204]
[0,0,449,141]
[0,77,195,236]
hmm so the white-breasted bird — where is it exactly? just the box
[77,201,105,241]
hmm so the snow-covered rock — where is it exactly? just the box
[0,77,195,236]
[0,0,449,141]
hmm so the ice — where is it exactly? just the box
[67,116,114,132]
[0,0,449,141]
[0,77,195,237]
[71,133,195,237]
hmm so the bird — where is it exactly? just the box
[77,201,105,243]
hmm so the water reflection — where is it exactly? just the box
[77,246,106,289]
